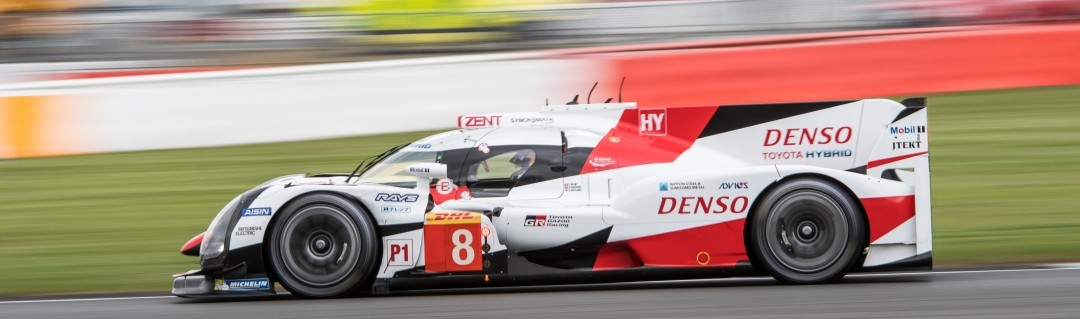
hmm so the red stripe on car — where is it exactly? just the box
[867,151,928,169]
[594,219,746,269]
[583,106,718,173]
[861,196,915,243]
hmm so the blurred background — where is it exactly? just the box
[2,0,1079,74]
[2,0,1080,296]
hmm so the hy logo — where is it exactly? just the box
[639,109,667,136]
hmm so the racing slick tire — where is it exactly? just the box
[750,178,866,284]
[268,193,378,298]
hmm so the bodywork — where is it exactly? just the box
[173,98,932,296]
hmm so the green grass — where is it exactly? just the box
[0,130,442,295]
[1,85,1080,295]
[926,87,1080,265]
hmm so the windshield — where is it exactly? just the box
[355,149,439,187]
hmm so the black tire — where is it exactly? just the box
[750,178,865,284]
[268,193,378,298]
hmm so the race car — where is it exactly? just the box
[173,97,933,298]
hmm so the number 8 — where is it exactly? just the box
[451,229,474,266]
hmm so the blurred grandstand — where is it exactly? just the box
[1,0,1078,72]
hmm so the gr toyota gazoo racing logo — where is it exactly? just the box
[524,215,547,226]
[524,215,572,227]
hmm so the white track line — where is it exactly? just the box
[848,265,1080,278]
[4,265,1080,305]
[0,296,173,305]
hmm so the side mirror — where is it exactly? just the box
[406,163,448,199]
[405,163,448,180]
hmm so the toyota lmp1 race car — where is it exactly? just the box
[173,97,933,298]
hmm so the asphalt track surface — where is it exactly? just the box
[4,266,1080,319]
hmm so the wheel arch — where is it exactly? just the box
[742,172,870,273]
[261,190,383,283]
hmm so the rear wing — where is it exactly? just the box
[864,98,932,258]
[864,98,929,177]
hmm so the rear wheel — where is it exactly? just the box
[751,178,865,284]
[269,194,378,298]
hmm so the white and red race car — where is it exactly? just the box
[173,98,933,298]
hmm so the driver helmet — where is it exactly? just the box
[509,149,536,179]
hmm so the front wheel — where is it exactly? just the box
[269,194,378,298]
[750,178,865,284]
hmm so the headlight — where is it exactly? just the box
[200,195,242,260]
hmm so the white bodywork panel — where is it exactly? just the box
[216,98,932,281]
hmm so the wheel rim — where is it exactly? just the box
[764,190,850,273]
[278,204,360,287]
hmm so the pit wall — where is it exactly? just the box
[3,23,1080,159]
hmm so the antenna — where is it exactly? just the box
[567,94,579,105]
[546,98,549,106]
[586,82,598,104]
[618,77,625,103]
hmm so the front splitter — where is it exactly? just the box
[172,273,277,297]
[172,274,213,296]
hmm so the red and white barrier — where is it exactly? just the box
[3,22,1080,159]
